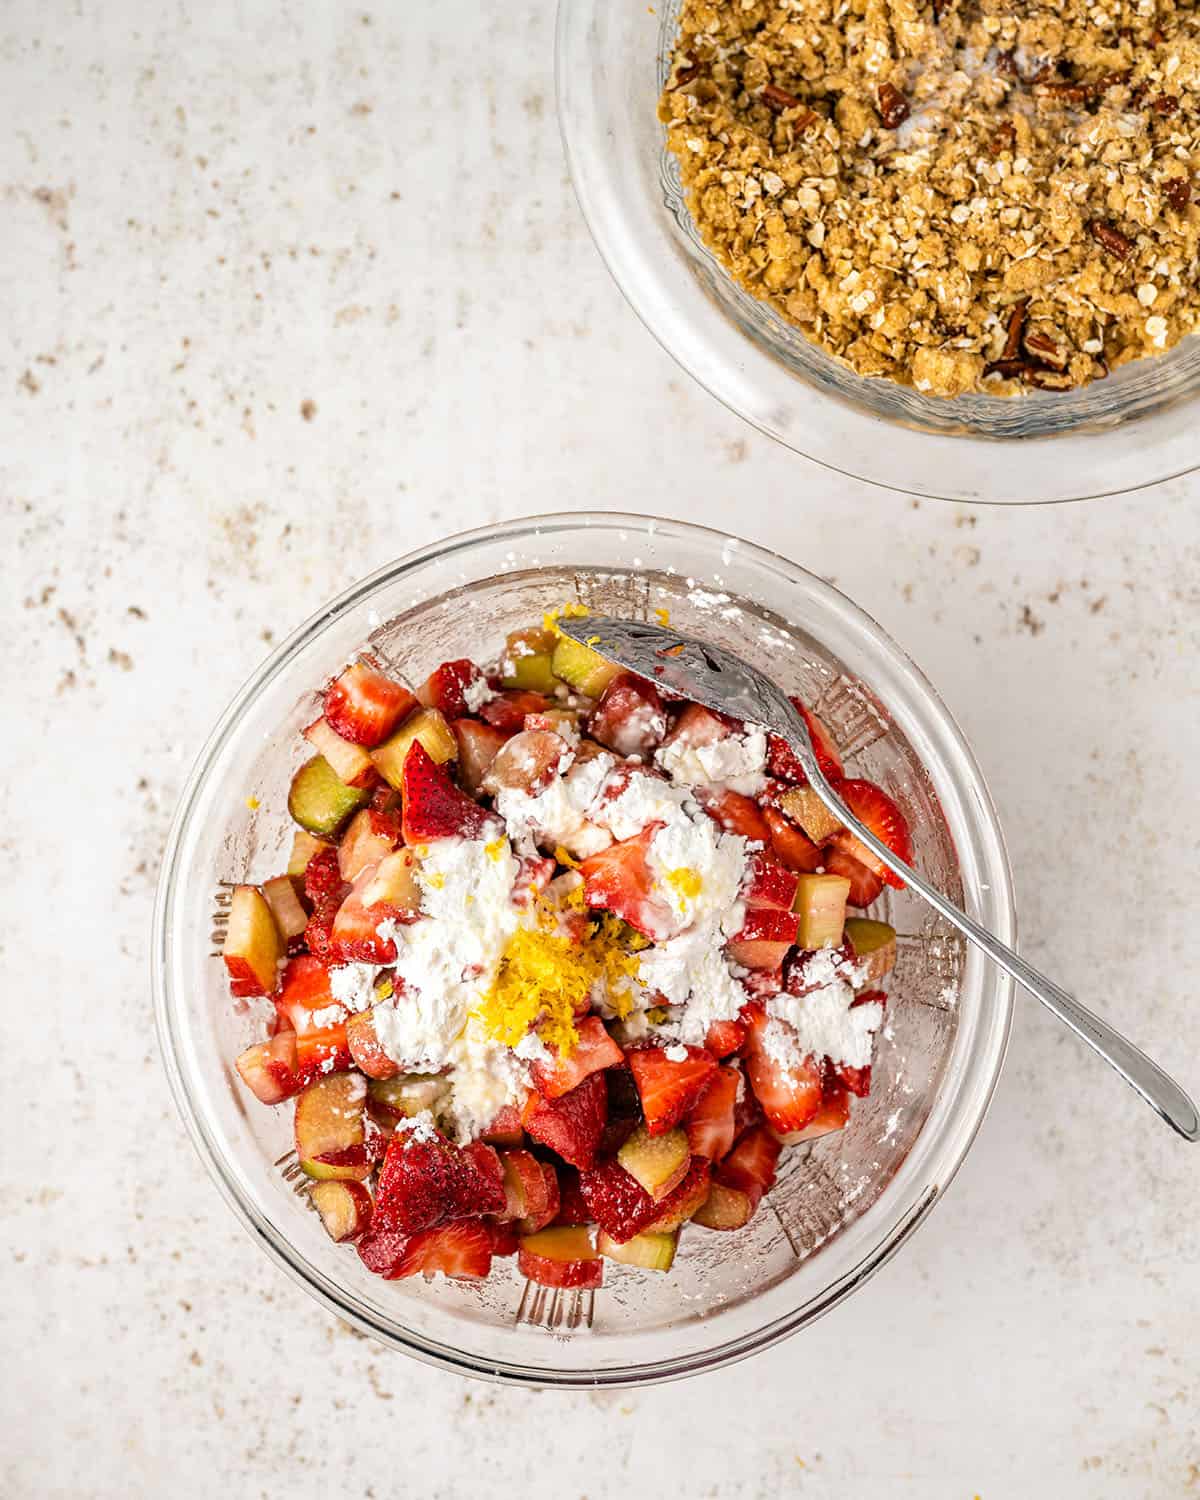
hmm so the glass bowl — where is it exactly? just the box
[153,512,1015,1386]
[556,0,1200,504]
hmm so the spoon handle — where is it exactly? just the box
[792,727,1200,1142]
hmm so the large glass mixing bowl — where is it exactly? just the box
[153,512,1015,1385]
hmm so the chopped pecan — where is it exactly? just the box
[1022,367,1075,391]
[761,82,816,126]
[983,358,1030,381]
[1093,69,1131,92]
[1023,327,1070,372]
[995,50,1018,79]
[877,83,910,129]
[668,62,707,90]
[1001,299,1028,360]
[1151,94,1179,115]
[990,121,1017,155]
[1164,177,1191,214]
[1035,81,1091,105]
[1089,219,1135,262]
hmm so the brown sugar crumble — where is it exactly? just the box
[659,0,1200,396]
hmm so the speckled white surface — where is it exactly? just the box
[3,2,1199,1496]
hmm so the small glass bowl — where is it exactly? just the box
[154,512,1014,1387]
[556,0,1200,503]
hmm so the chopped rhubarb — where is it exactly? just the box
[302,717,377,790]
[451,718,510,794]
[235,1031,302,1104]
[550,634,620,697]
[261,875,308,951]
[370,707,457,788]
[500,626,559,693]
[310,1179,374,1242]
[222,884,284,996]
[844,917,897,983]
[288,755,369,835]
[517,1225,603,1289]
[295,1072,370,1181]
[778,785,844,846]
[598,1229,677,1271]
[617,1124,691,1200]
[791,872,851,951]
[337,808,403,882]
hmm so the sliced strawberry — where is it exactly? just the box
[345,1007,401,1080]
[482,729,567,796]
[235,1031,303,1104]
[530,1016,625,1100]
[822,842,884,908]
[325,661,418,748]
[417,658,484,721]
[294,1021,353,1083]
[400,740,501,845]
[741,852,799,911]
[767,701,844,785]
[276,955,343,1033]
[695,787,771,843]
[303,894,341,961]
[686,1065,739,1160]
[358,1219,495,1280]
[374,1127,507,1235]
[587,673,668,758]
[725,907,799,970]
[578,1159,660,1243]
[489,1221,520,1258]
[329,867,399,964]
[743,1007,822,1133]
[778,1080,851,1142]
[763,806,823,874]
[828,779,912,890]
[522,1070,608,1170]
[627,1046,718,1135]
[578,825,675,940]
[480,690,550,733]
[661,702,740,752]
[716,1123,781,1210]
[704,1017,747,1057]
[451,718,511,795]
[497,1151,560,1231]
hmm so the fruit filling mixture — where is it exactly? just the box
[223,610,911,1290]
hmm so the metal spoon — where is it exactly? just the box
[559,615,1200,1142]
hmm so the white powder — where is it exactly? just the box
[328,961,383,1013]
[655,724,768,796]
[462,676,496,713]
[371,836,521,1074]
[764,947,883,1070]
[497,751,615,857]
[444,1015,533,1145]
[593,771,693,842]
[392,1108,440,1144]
[663,1043,689,1063]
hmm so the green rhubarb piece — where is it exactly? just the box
[617,1125,690,1200]
[551,634,621,698]
[287,755,368,836]
[598,1229,678,1271]
[844,917,897,982]
[500,626,560,693]
[792,873,851,950]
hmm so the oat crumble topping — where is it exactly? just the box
[659,0,1200,395]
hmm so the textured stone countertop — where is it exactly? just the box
[3,2,1198,1496]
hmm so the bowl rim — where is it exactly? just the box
[554,0,1200,505]
[153,509,1016,1386]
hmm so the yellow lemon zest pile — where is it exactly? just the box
[653,607,671,627]
[542,601,591,637]
[553,844,580,869]
[424,872,446,891]
[475,908,642,1053]
[484,837,507,863]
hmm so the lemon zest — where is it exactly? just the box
[542,601,591,637]
[245,796,260,810]
[646,1006,670,1026]
[653,607,671,627]
[485,837,507,862]
[374,977,394,1001]
[554,844,580,869]
[666,867,702,901]
[425,872,446,891]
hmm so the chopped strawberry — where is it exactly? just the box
[451,718,512,795]
[370,783,401,813]
[482,729,567,797]
[577,826,675,940]
[763,806,823,875]
[489,1221,520,1258]
[329,868,399,964]
[781,1080,851,1142]
[417,658,484,721]
[303,844,346,904]
[686,1065,739,1160]
[827,779,912,890]
[480,1101,526,1147]
[697,787,771,842]
[627,1046,718,1135]
[294,1021,353,1083]
[741,852,799,911]
[725,907,799,970]
[303,894,341,961]
[587,673,668,758]
[400,740,501,845]
[661,702,741,752]
[276,955,342,1033]
[578,1159,660,1243]
[553,1168,592,1226]
[358,1219,494,1280]
[531,1016,625,1100]
[374,1128,507,1235]
[480,690,549,733]
[715,1124,781,1211]
[822,842,884,908]
[704,1018,747,1057]
[325,661,418,747]
[521,1070,608,1170]
[345,1007,401,1080]
[743,1007,822,1133]
[767,701,844,785]
[498,1150,560,1233]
